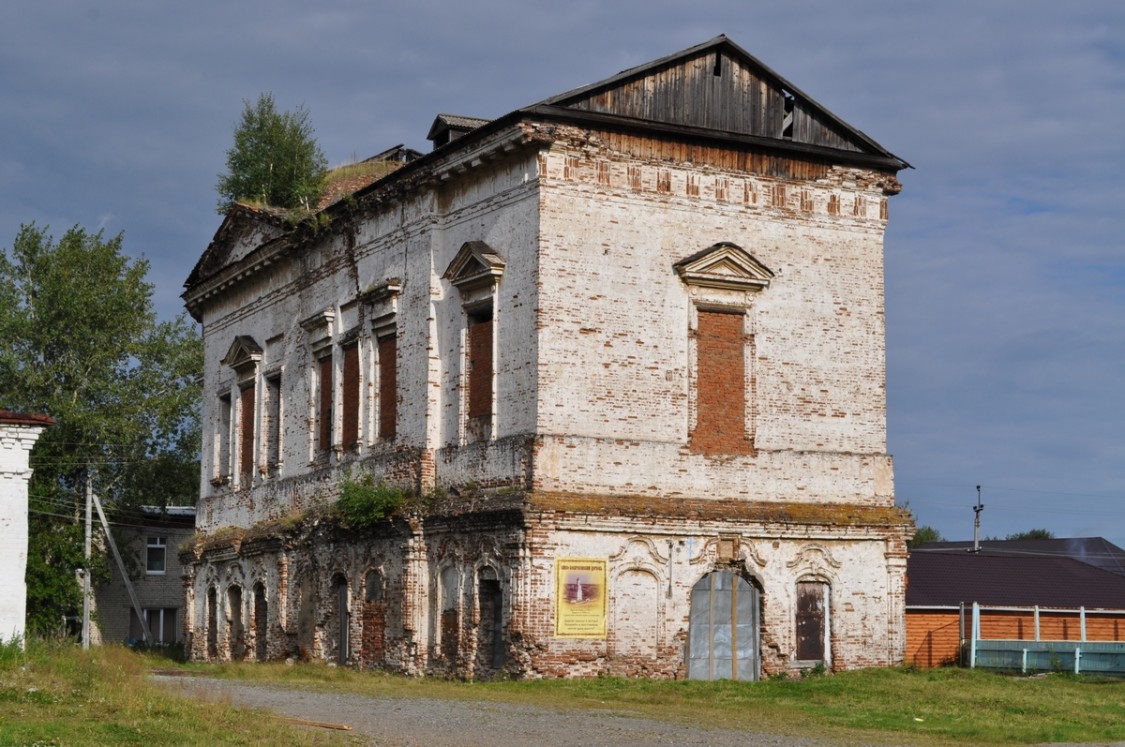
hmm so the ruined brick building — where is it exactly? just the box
[181,36,912,679]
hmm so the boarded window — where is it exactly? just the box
[691,310,750,454]
[263,374,281,475]
[467,310,493,421]
[377,335,397,440]
[318,356,333,452]
[239,382,255,478]
[796,581,828,663]
[341,342,359,449]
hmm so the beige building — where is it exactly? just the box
[93,506,195,647]
[181,36,912,679]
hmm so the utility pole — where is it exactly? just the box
[82,474,92,650]
[971,485,984,553]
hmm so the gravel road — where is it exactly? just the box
[153,674,833,747]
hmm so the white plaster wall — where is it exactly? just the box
[533,142,894,506]
[0,423,47,644]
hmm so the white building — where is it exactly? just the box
[0,409,53,646]
[182,36,912,678]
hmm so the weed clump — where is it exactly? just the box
[335,473,406,530]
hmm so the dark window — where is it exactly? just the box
[341,342,360,449]
[129,607,178,644]
[377,335,397,440]
[216,394,232,481]
[146,536,166,574]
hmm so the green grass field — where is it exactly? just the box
[3,640,1123,746]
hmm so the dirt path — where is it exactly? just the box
[153,674,832,747]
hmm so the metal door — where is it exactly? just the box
[688,570,759,680]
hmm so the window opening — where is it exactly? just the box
[365,569,384,602]
[146,536,166,574]
[253,582,268,662]
[688,570,759,680]
[467,307,493,431]
[334,575,350,665]
[239,382,255,479]
[216,394,232,483]
[781,89,795,140]
[692,310,750,454]
[377,334,397,440]
[341,341,360,449]
[713,51,722,77]
[264,374,281,475]
[477,569,505,670]
[228,585,245,660]
[317,355,333,453]
[206,587,218,659]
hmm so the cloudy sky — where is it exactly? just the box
[2,2,1122,547]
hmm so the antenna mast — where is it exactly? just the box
[971,485,984,553]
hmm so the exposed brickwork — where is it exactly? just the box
[182,42,911,679]
[691,310,752,455]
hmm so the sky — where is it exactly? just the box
[1,2,1122,548]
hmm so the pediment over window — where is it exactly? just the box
[222,335,263,372]
[674,242,774,292]
[300,308,336,353]
[443,241,505,293]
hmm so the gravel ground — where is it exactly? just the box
[153,675,1125,747]
[152,674,834,747]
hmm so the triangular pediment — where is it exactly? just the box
[675,242,773,292]
[184,204,289,289]
[443,241,505,292]
[221,335,263,370]
[534,35,904,166]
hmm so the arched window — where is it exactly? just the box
[795,580,830,666]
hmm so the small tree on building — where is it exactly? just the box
[216,93,328,214]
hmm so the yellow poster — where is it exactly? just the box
[554,558,608,638]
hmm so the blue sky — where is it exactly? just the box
[2,1,1122,546]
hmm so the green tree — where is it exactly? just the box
[1006,528,1055,541]
[216,92,328,214]
[909,525,944,548]
[0,224,202,635]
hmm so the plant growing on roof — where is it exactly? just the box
[216,93,328,214]
[335,473,406,530]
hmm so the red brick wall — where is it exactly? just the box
[378,335,397,439]
[468,317,492,420]
[692,310,752,454]
[239,382,255,477]
[341,342,359,448]
[361,601,387,668]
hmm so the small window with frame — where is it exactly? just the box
[146,536,167,575]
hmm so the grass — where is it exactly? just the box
[0,639,347,746]
[4,640,1124,745]
[180,659,1125,746]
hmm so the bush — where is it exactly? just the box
[335,474,405,530]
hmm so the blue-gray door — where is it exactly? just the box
[688,570,759,680]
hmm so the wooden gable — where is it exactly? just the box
[535,36,904,166]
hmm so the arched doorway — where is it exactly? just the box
[688,570,760,680]
[253,581,268,662]
[228,585,245,660]
[476,568,504,672]
[206,586,218,659]
[333,574,350,666]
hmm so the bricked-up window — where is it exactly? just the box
[239,382,255,479]
[341,342,360,450]
[263,374,281,475]
[377,335,397,440]
[317,355,333,453]
[467,308,493,421]
[216,393,231,482]
[692,310,752,454]
[796,581,829,664]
